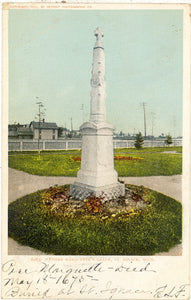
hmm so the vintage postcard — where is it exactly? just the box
[1,3,191,299]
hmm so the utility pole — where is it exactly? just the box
[71,117,73,132]
[35,99,45,154]
[64,122,68,137]
[141,102,147,138]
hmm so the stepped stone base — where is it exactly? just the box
[70,182,125,201]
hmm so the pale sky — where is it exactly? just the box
[9,9,183,137]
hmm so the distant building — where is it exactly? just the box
[8,124,33,139]
[17,126,33,139]
[8,124,19,139]
[8,121,59,140]
[29,121,58,140]
[58,127,82,139]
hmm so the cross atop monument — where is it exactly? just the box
[94,27,104,48]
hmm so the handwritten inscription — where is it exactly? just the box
[2,260,189,299]
[153,284,191,299]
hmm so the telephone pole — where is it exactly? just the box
[141,102,147,137]
[71,117,73,132]
[35,98,45,154]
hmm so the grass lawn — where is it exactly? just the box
[115,146,182,153]
[8,147,182,177]
[8,184,182,255]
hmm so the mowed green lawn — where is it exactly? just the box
[8,184,182,255]
[8,147,182,177]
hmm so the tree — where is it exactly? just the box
[134,132,144,149]
[165,135,173,146]
[58,127,64,137]
[67,132,73,138]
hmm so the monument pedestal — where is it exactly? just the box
[70,182,125,201]
[70,121,125,200]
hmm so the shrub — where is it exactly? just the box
[134,132,144,149]
[165,135,173,146]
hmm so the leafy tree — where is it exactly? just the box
[67,132,73,138]
[134,132,144,149]
[58,127,64,137]
[165,135,173,146]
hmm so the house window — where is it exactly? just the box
[53,135,55,140]
[53,129,55,134]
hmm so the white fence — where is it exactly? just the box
[8,138,182,151]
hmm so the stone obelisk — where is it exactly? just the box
[70,28,125,200]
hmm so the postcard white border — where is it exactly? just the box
[1,3,191,300]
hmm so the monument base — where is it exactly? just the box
[70,182,125,201]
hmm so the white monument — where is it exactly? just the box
[70,28,125,200]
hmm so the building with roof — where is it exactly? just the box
[8,124,33,139]
[8,124,19,139]
[8,121,59,140]
[17,126,33,139]
[29,121,58,140]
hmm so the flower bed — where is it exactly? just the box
[72,156,143,162]
[40,185,149,218]
[114,156,143,161]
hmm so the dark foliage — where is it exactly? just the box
[134,132,144,149]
